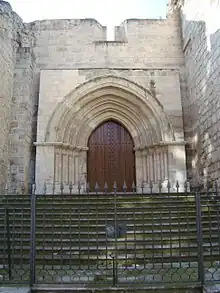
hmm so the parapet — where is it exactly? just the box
[0,0,23,30]
[26,18,106,31]
[167,0,183,16]
[0,0,12,16]
[114,17,176,42]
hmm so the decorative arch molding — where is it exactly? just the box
[35,75,187,193]
[45,75,175,149]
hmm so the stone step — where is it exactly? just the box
[0,253,219,263]
[0,215,200,222]
[1,215,217,223]
[0,237,200,245]
[30,286,202,293]
[0,226,218,237]
[2,194,219,201]
[1,241,219,252]
[0,222,200,231]
[0,211,198,219]
[1,203,197,210]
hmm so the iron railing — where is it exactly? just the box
[0,181,220,290]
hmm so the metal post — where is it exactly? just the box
[30,191,36,286]
[113,183,118,286]
[112,256,116,286]
[5,208,12,280]
[195,192,204,285]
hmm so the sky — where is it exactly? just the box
[7,0,168,39]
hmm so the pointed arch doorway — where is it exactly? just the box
[87,120,136,191]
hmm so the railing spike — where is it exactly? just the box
[123,181,127,193]
[167,181,171,193]
[95,182,99,193]
[86,182,90,193]
[141,182,144,194]
[52,182,55,195]
[69,182,73,195]
[43,182,47,195]
[104,182,108,193]
[60,182,64,195]
[32,184,36,195]
[132,181,136,193]
[158,181,162,193]
[184,181,188,193]
[149,181,153,193]
[176,180,179,193]
[17,182,21,195]
[4,184,8,195]
[21,182,25,194]
[214,180,218,194]
[113,181,117,193]
[78,182,81,194]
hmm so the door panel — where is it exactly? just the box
[87,120,135,191]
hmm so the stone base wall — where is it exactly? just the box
[35,143,187,194]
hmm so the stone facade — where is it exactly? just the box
[0,0,219,193]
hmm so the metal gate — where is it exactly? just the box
[1,182,220,290]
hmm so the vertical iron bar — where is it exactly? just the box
[113,189,118,285]
[87,192,90,281]
[195,192,204,285]
[112,256,116,286]
[51,199,54,282]
[30,192,36,286]
[105,197,108,282]
[6,208,12,280]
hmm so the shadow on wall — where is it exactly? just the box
[183,15,220,189]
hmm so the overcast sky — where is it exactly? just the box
[8,0,168,38]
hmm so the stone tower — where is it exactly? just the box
[0,1,15,191]
[0,1,36,193]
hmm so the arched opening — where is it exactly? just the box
[87,120,136,191]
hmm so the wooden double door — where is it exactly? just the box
[87,120,136,191]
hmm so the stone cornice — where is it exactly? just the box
[34,142,89,151]
[35,140,186,152]
[134,141,187,151]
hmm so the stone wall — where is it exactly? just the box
[180,0,220,187]
[0,1,36,192]
[8,47,36,192]
[0,1,14,191]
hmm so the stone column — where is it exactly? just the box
[135,149,143,190]
[78,150,87,191]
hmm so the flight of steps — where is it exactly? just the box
[0,192,219,291]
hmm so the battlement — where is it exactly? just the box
[167,0,184,15]
[0,0,12,16]
[0,0,23,31]
[27,18,106,31]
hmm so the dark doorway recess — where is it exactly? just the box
[87,120,136,192]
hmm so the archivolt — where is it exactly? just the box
[45,75,174,148]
